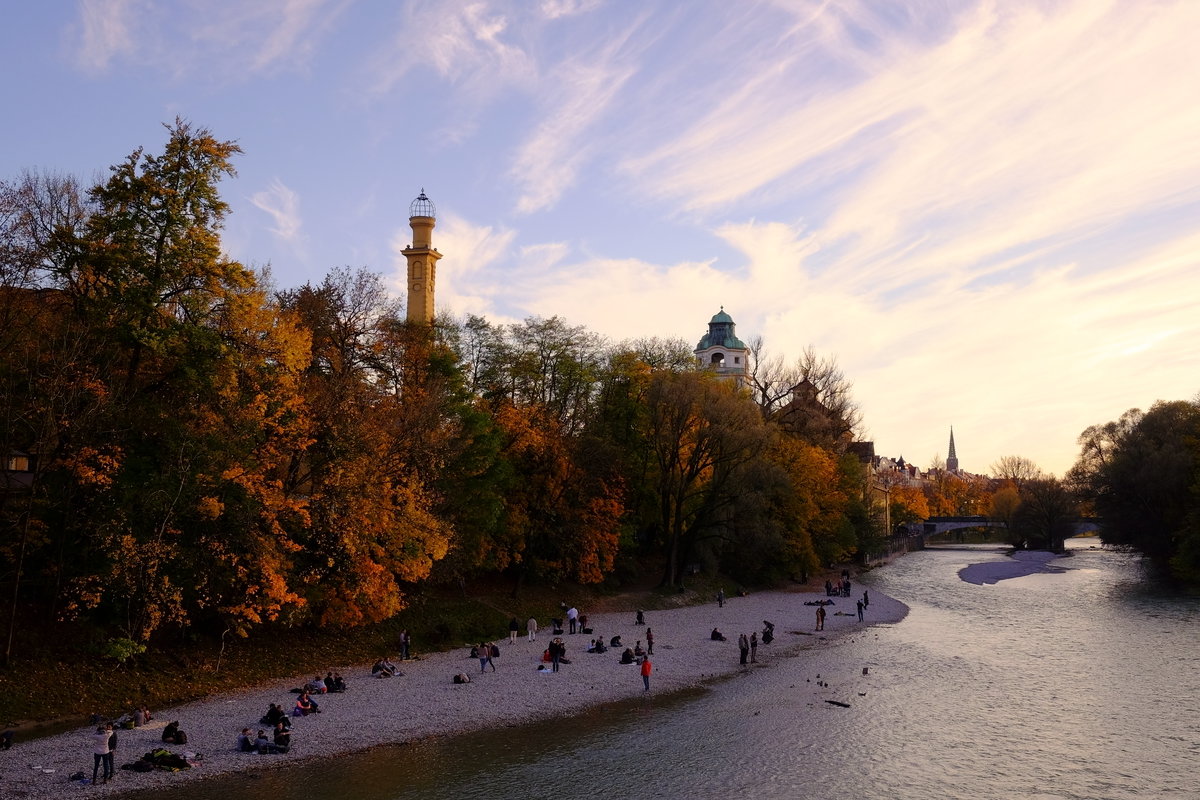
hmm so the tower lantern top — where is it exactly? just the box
[409,189,436,219]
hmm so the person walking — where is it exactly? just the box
[90,725,110,785]
[862,589,869,609]
[646,627,654,655]
[640,656,653,691]
[477,642,490,673]
[750,632,758,663]
[816,605,826,631]
[738,633,749,665]
[856,599,864,622]
[509,617,519,644]
[527,616,538,642]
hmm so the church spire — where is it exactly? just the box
[946,427,959,473]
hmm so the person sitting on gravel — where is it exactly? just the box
[255,729,277,754]
[162,721,182,743]
[372,656,399,677]
[619,647,636,665]
[261,703,290,728]
[609,635,622,648]
[237,728,256,752]
[711,628,727,641]
[294,692,320,716]
[329,671,347,692]
[307,675,327,694]
[273,722,291,753]
[633,641,646,658]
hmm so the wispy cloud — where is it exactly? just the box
[69,0,344,77]
[250,179,304,243]
[392,213,519,319]
[369,1,535,96]
[75,0,140,71]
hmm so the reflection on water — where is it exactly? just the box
[124,543,1200,800]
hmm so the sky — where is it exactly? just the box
[3,0,1199,478]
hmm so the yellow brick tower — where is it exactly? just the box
[403,190,441,324]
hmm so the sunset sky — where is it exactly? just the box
[3,0,1198,477]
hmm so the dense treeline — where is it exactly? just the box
[0,122,882,664]
[1069,399,1200,582]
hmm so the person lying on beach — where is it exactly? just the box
[453,673,471,684]
[711,628,727,641]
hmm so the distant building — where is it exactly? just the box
[401,190,441,324]
[946,427,959,473]
[694,307,749,384]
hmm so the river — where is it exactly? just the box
[129,540,1199,800]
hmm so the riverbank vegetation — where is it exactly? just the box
[1,122,883,698]
[1068,399,1200,583]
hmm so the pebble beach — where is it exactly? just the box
[2,587,908,798]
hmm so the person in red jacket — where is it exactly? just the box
[640,656,653,691]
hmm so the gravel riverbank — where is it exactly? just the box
[2,587,907,798]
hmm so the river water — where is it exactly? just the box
[134,541,1199,800]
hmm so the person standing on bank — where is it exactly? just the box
[641,655,653,691]
[816,605,826,631]
[527,616,538,642]
[646,627,654,655]
[738,633,749,665]
[104,722,117,781]
[717,588,726,608]
[90,725,111,784]
[508,617,519,644]
[750,631,758,663]
[567,606,579,634]
[857,599,865,621]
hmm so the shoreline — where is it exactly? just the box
[2,587,907,799]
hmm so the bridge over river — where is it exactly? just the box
[918,516,1101,537]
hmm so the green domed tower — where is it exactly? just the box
[694,307,748,383]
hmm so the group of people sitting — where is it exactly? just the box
[372,656,401,677]
[618,641,648,664]
[113,705,153,729]
[587,636,617,653]
[303,672,347,694]
[237,724,290,755]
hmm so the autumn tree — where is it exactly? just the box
[644,371,773,586]
[1071,400,1200,580]
[1011,477,1077,552]
[990,455,1043,488]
